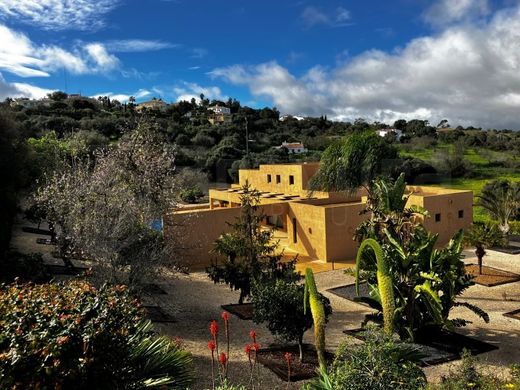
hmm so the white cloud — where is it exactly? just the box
[0,72,54,100]
[92,89,152,103]
[212,5,520,129]
[301,5,352,29]
[104,40,177,53]
[174,82,226,103]
[85,44,120,73]
[424,0,490,26]
[0,0,120,31]
[0,24,122,77]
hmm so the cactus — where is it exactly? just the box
[355,238,395,336]
[304,268,327,370]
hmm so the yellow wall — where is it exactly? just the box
[286,202,327,260]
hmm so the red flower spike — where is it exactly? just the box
[221,311,229,322]
[208,340,216,351]
[253,343,260,352]
[210,320,218,337]
[219,352,227,365]
[249,329,256,343]
[245,344,251,354]
[284,352,293,363]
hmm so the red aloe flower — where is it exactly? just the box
[221,311,229,322]
[284,352,293,364]
[219,352,227,366]
[245,344,252,355]
[208,340,216,352]
[210,320,219,337]
[253,342,260,352]
[249,329,256,343]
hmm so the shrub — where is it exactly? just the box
[251,278,332,361]
[430,351,520,390]
[0,251,50,283]
[0,280,193,389]
[180,186,204,203]
[326,327,426,390]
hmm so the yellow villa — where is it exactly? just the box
[165,163,473,270]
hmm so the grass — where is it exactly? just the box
[399,144,520,223]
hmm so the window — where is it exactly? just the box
[276,174,281,184]
[458,210,464,219]
[435,213,441,222]
[292,218,297,243]
[267,174,272,183]
[289,175,294,185]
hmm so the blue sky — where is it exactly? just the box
[1,0,520,128]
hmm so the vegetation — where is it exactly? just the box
[429,352,520,390]
[34,123,179,290]
[0,280,193,389]
[207,184,300,304]
[478,179,520,233]
[353,175,488,341]
[310,131,398,194]
[304,327,426,390]
[251,278,332,362]
[464,223,506,274]
[303,268,328,370]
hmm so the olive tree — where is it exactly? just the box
[35,122,180,290]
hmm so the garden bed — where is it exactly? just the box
[22,226,53,236]
[221,303,254,320]
[490,246,520,255]
[141,283,168,295]
[344,327,498,366]
[45,264,88,276]
[256,344,333,382]
[503,309,520,321]
[142,305,176,323]
[327,282,371,306]
[466,264,520,287]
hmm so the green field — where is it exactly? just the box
[399,144,520,223]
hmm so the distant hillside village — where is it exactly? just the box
[3,91,520,186]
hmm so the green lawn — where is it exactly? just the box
[399,144,520,223]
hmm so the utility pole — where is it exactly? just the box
[245,116,249,157]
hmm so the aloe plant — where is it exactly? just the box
[304,268,327,370]
[355,239,395,336]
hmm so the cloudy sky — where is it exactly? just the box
[1,0,520,128]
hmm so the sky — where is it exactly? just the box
[1,0,520,128]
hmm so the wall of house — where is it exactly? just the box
[420,192,473,245]
[238,163,320,196]
[286,202,327,260]
[324,202,368,261]
[164,207,241,270]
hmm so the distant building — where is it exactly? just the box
[10,98,52,109]
[166,163,473,269]
[279,115,304,121]
[135,98,168,112]
[208,105,231,124]
[378,128,402,140]
[279,141,307,154]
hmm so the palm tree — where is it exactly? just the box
[478,180,520,234]
[464,223,506,275]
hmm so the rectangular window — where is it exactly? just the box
[458,210,464,219]
[267,174,272,183]
[292,218,297,243]
[435,213,441,222]
[276,174,281,184]
[289,175,294,185]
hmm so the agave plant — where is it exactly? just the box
[354,175,489,341]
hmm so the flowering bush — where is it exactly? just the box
[0,280,193,389]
